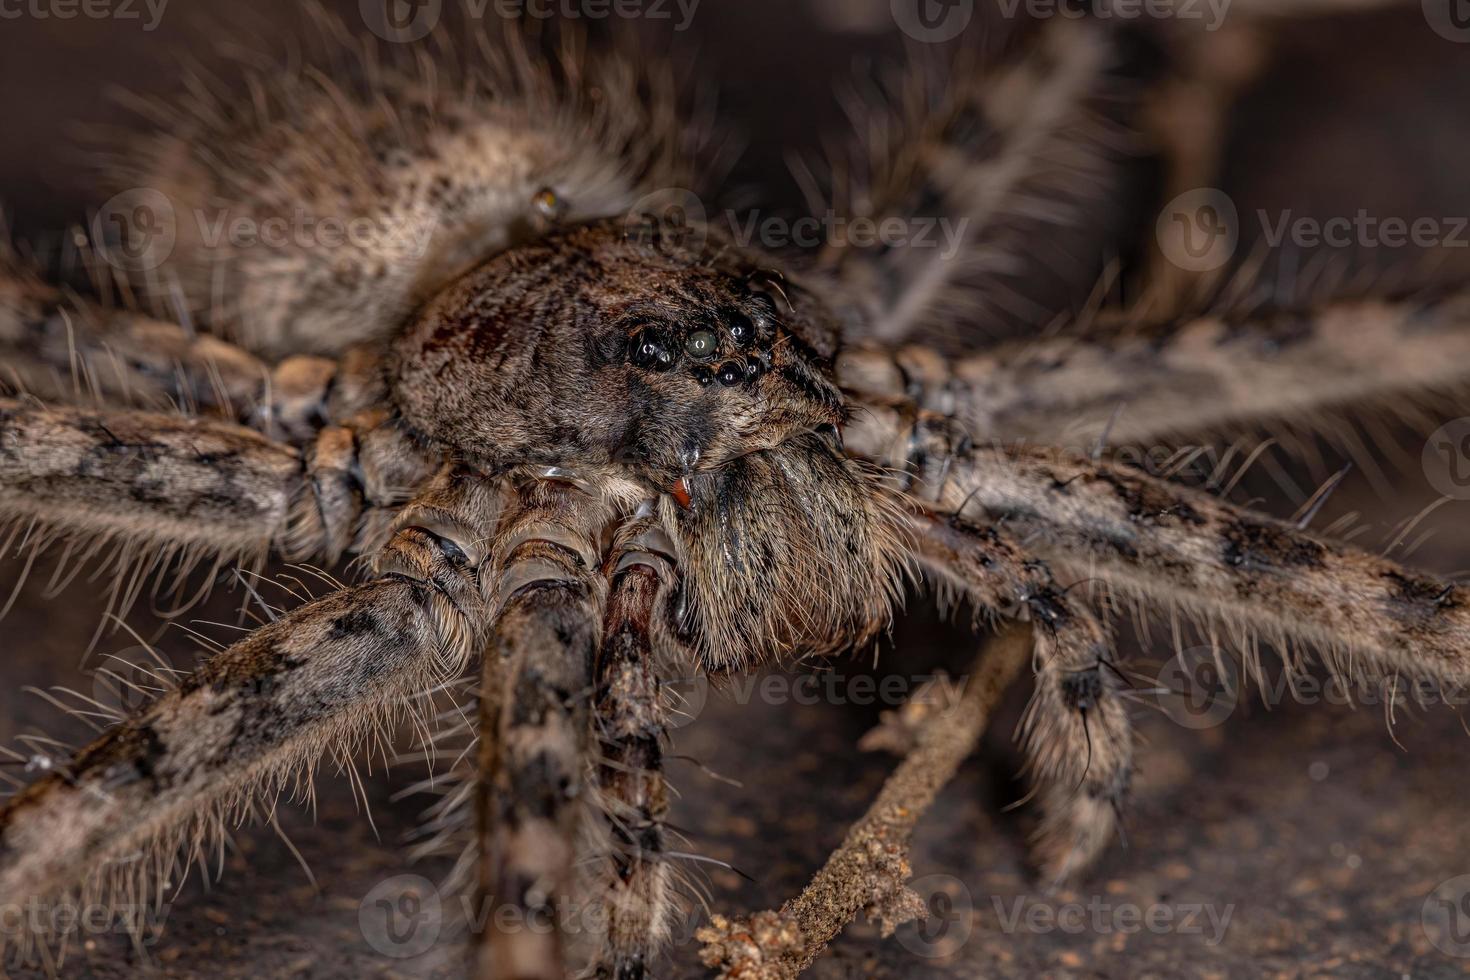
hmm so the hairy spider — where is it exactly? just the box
[2,5,1469,978]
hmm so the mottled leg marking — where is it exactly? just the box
[476,479,614,980]
[0,470,502,917]
[854,402,1470,879]
[838,288,1470,447]
[0,399,439,597]
[941,444,1470,692]
[589,516,679,980]
[915,516,1130,882]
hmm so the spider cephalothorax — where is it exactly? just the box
[393,218,846,486]
[5,8,1470,980]
[394,216,907,668]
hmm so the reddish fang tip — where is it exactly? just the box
[671,478,692,509]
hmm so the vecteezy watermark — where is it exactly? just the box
[622,187,710,265]
[891,0,974,43]
[361,0,699,42]
[725,210,969,261]
[1157,187,1470,274]
[1423,0,1470,43]
[995,0,1230,31]
[89,188,440,275]
[0,0,168,29]
[992,895,1234,945]
[1257,210,1470,251]
[359,875,705,958]
[360,875,444,959]
[662,670,969,727]
[92,188,177,274]
[1423,875,1470,957]
[1423,417,1470,500]
[361,0,441,42]
[0,898,171,943]
[894,874,974,959]
[1156,188,1239,274]
[494,0,700,29]
[1154,646,1470,730]
[1154,646,1238,730]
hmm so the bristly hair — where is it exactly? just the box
[99,3,724,359]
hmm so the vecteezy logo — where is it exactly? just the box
[891,0,974,43]
[622,188,709,265]
[663,673,710,730]
[1156,188,1239,273]
[361,0,441,42]
[1424,0,1470,42]
[91,188,176,274]
[359,874,443,958]
[1155,646,1237,730]
[894,874,973,958]
[1423,418,1470,500]
[1423,874,1470,957]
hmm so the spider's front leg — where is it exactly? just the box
[914,516,1132,883]
[475,477,615,979]
[0,467,502,924]
[0,386,438,622]
[854,400,1470,878]
[587,513,680,980]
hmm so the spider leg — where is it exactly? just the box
[588,515,679,980]
[954,443,1470,691]
[839,284,1470,448]
[0,398,437,630]
[852,402,1470,880]
[475,478,615,980]
[0,469,501,932]
[819,16,1151,347]
[912,516,1131,883]
[2,264,398,447]
[0,264,271,418]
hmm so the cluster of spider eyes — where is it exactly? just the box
[626,295,779,388]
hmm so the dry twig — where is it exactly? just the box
[697,626,1032,978]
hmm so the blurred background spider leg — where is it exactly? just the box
[913,515,1131,884]
[587,514,680,980]
[475,477,617,980]
[0,256,273,421]
[0,468,501,954]
[814,14,1154,349]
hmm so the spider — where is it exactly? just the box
[2,4,1469,978]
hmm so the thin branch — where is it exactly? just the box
[697,625,1032,978]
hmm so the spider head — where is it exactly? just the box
[392,216,906,667]
[392,217,846,491]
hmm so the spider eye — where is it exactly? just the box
[727,313,756,348]
[685,330,718,360]
[716,361,745,387]
[630,328,676,371]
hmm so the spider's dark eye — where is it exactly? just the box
[727,313,756,348]
[716,361,745,387]
[630,328,676,372]
[691,365,715,386]
[685,330,718,360]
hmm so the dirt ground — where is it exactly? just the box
[4,2,1470,978]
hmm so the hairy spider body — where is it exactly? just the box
[0,7,1466,978]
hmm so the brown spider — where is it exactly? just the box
[2,4,1470,978]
